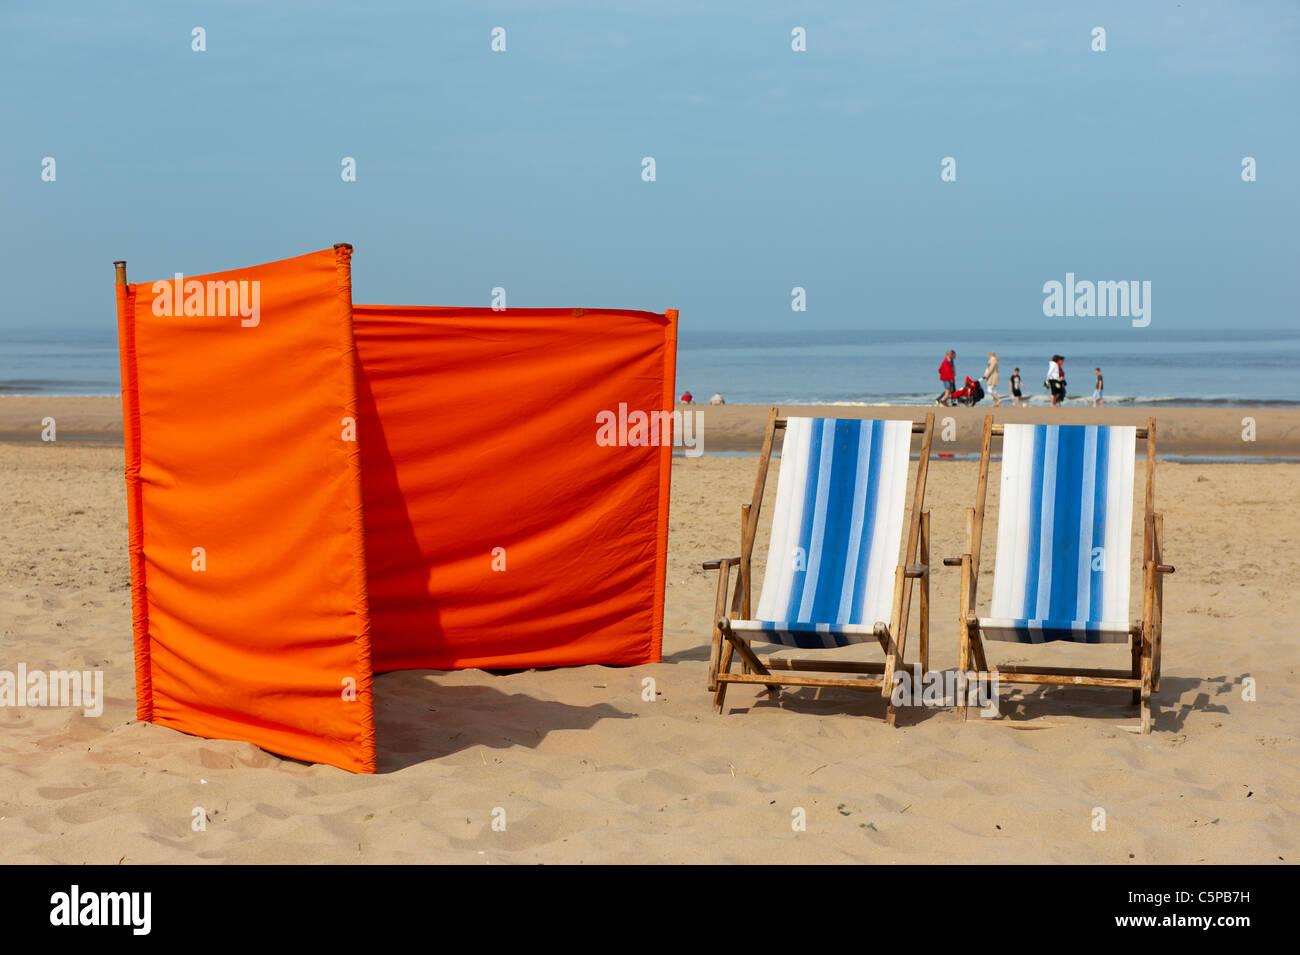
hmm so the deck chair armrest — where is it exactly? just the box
[904,563,928,578]
[942,556,963,567]
[702,556,741,571]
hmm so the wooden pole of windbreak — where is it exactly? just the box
[114,255,155,722]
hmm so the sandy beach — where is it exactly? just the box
[1,398,1297,863]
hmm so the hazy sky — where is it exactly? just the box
[2,1,1296,334]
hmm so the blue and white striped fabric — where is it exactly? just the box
[729,418,912,649]
[981,424,1136,644]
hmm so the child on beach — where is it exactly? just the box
[1010,368,1023,406]
[1093,368,1103,407]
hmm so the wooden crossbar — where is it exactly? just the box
[775,418,929,435]
[758,658,887,674]
[716,672,885,690]
[989,424,1150,439]
[988,666,1142,688]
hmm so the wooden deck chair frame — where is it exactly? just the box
[944,415,1175,733]
[703,409,935,724]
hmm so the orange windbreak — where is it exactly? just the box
[352,305,677,671]
[116,247,375,773]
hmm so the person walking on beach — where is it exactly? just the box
[1046,354,1065,406]
[1092,367,1104,407]
[936,349,956,405]
[981,350,1001,406]
[1010,367,1023,406]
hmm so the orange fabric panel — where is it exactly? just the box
[352,305,677,671]
[116,247,375,773]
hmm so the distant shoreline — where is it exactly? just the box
[2,396,1295,459]
[678,403,1297,457]
[4,393,1299,406]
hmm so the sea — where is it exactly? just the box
[3,326,1299,406]
[677,327,1300,407]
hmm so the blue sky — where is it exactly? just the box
[1,1,1296,333]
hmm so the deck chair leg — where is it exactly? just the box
[871,623,900,725]
[1140,643,1153,734]
[737,503,755,678]
[958,650,972,722]
[1129,634,1143,706]
[716,631,774,712]
[713,636,736,714]
[956,555,972,720]
[1139,560,1156,733]
[1152,513,1166,693]
[919,510,930,676]
[707,562,734,693]
[956,650,968,721]
[881,625,898,726]
[708,621,722,693]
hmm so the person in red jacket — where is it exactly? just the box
[679,390,693,404]
[936,350,956,405]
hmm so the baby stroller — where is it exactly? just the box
[950,375,984,406]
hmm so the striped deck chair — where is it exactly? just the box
[947,416,1174,732]
[703,409,934,723]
